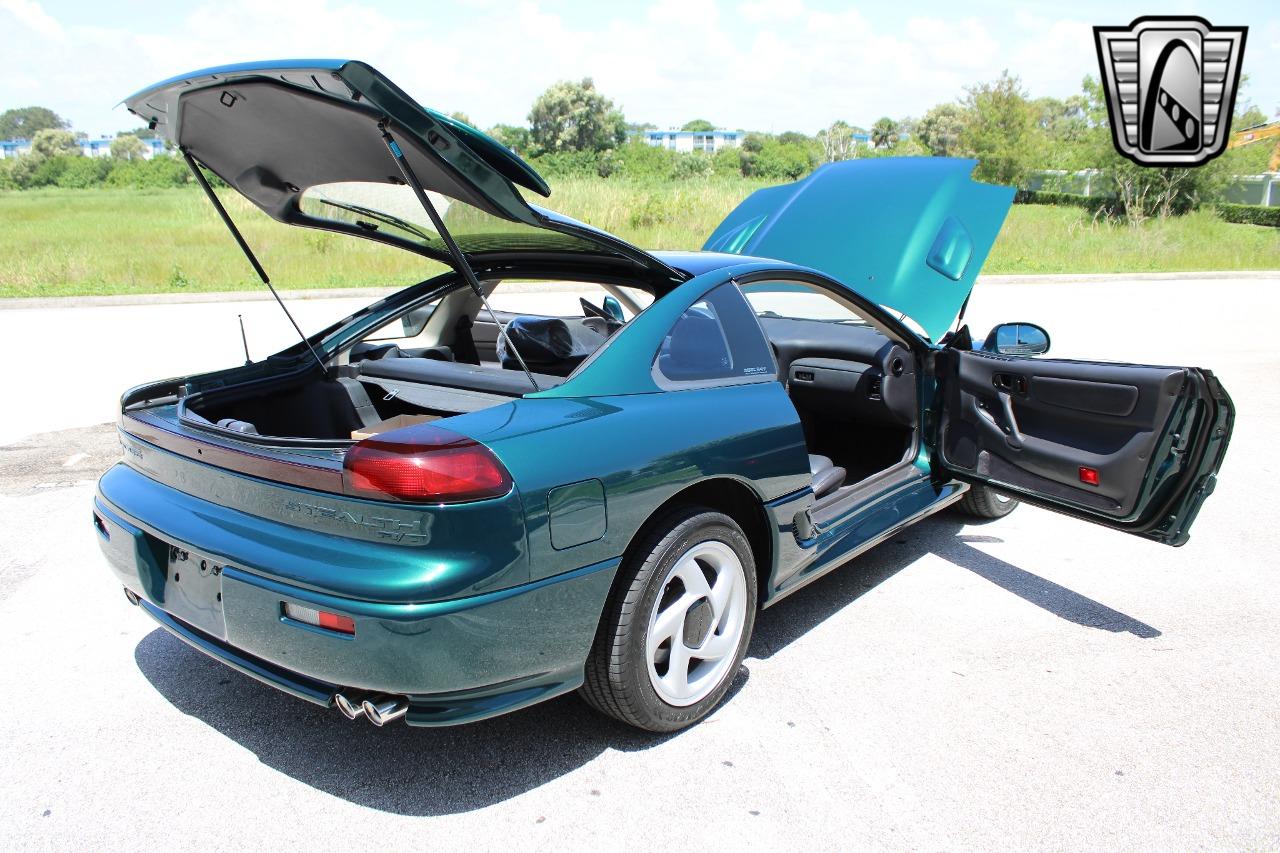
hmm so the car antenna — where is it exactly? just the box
[238,314,252,365]
[377,122,541,393]
[181,150,327,375]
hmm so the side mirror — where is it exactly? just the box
[982,322,1050,356]
[602,295,625,323]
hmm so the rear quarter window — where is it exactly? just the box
[655,283,776,386]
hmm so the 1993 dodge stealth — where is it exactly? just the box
[94,60,1234,731]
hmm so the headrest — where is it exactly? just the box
[497,316,608,373]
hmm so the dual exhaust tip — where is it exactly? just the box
[334,691,408,726]
[123,583,406,726]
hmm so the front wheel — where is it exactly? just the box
[956,484,1019,519]
[580,508,756,732]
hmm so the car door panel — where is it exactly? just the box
[1030,375,1140,417]
[937,349,1233,545]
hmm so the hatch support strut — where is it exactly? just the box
[182,150,327,375]
[377,122,541,393]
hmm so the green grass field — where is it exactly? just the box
[1,181,1277,298]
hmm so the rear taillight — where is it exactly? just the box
[342,426,512,503]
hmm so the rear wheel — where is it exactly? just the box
[957,484,1019,519]
[580,508,756,732]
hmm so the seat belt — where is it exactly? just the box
[453,315,481,365]
[334,376,382,429]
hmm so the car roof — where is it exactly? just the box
[652,250,798,278]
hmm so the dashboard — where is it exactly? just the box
[758,316,917,428]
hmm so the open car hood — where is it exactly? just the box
[124,60,680,281]
[703,159,1014,341]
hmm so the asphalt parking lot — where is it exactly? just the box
[1,275,1277,850]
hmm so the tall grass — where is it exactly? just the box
[985,204,1280,274]
[1,182,1276,298]
[0,189,441,298]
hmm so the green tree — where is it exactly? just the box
[711,145,744,177]
[743,136,814,180]
[916,103,968,157]
[681,119,715,132]
[1231,74,1272,131]
[0,106,68,140]
[110,134,148,161]
[818,120,857,162]
[0,157,16,190]
[870,117,899,149]
[488,123,532,155]
[56,156,113,188]
[124,125,160,140]
[1078,75,1223,223]
[30,128,80,159]
[959,71,1038,186]
[1233,104,1268,130]
[448,111,474,128]
[866,136,929,158]
[600,139,677,180]
[671,151,714,180]
[528,78,626,154]
[1033,94,1091,169]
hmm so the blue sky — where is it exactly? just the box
[2,0,1275,137]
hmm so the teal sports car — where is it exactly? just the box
[94,60,1234,732]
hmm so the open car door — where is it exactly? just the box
[935,347,1234,545]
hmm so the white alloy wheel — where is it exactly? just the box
[644,540,748,706]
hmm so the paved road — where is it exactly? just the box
[1,276,1277,849]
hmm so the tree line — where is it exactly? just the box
[2,72,1274,224]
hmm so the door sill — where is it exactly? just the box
[809,460,925,529]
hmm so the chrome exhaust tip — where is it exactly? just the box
[333,692,368,721]
[361,695,409,727]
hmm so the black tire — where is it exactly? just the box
[956,484,1019,519]
[580,507,757,732]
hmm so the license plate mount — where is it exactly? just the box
[158,544,227,639]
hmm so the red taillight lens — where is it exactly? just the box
[342,426,512,503]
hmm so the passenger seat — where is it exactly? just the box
[809,454,846,499]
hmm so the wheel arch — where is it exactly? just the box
[617,476,773,608]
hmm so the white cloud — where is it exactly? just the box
[741,0,804,23]
[1,0,1275,139]
[0,0,63,39]
[1006,14,1098,96]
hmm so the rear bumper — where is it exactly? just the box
[94,464,618,726]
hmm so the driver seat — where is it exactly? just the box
[809,454,846,499]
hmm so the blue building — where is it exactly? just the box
[0,139,31,158]
[80,136,170,158]
[0,135,170,159]
[642,129,743,154]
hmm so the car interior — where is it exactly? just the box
[186,276,920,507]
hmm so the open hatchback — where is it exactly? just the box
[125,59,683,279]
[96,58,1234,734]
